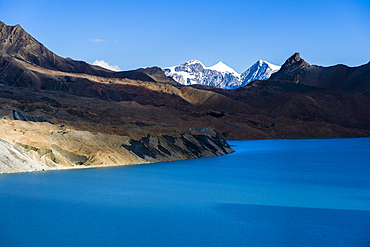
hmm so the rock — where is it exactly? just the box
[122,132,232,161]
[0,109,49,122]
[269,52,310,83]
[0,138,48,173]
[51,144,88,165]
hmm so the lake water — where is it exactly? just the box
[0,138,369,246]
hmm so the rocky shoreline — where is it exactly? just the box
[0,119,233,174]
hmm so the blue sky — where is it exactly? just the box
[1,0,369,72]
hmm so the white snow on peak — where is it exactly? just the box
[186,59,206,67]
[188,59,202,63]
[240,60,281,86]
[257,60,280,71]
[163,59,280,89]
[207,61,240,76]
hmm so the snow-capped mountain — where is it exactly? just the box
[163,60,280,89]
[240,60,281,86]
[163,60,241,89]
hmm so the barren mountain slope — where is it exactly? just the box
[270,53,370,96]
[1,22,370,174]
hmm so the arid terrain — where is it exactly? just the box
[0,22,369,173]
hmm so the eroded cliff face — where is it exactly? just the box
[0,119,233,174]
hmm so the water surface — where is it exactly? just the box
[0,138,369,246]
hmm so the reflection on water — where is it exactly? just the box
[0,138,369,246]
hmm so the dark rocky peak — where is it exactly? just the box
[279,52,310,72]
[269,53,310,83]
[0,21,23,33]
[0,22,36,55]
[0,22,112,76]
[0,22,21,34]
[267,52,370,96]
[0,22,44,54]
[287,52,306,64]
[0,21,68,70]
[0,22,175,83]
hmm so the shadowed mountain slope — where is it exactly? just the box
[270,53,370,96]
[0,22,175,83]
[0,22,106,75]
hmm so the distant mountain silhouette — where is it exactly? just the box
[270,53,370,96]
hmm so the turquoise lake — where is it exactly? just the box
[0,138,369,246]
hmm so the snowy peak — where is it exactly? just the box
[253,60,280,71]
[163,59,280,89]
[182,59,206,69]
[163,60,241,88]
[187,59,205,66]
[257,60,281,71]
[171,59,206,73]
[240,60,281,85]
[208,61,239,75]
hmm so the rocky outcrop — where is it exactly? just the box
[269,53,310,83]
[0,109,49,122]
[122,131,231,161]
[0,138,50,173]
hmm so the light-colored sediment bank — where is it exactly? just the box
[0,119,233,174]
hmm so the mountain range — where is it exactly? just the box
[163,59,280,89]
[0,21,369,173]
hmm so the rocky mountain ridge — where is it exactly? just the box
[270,53,370,96]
